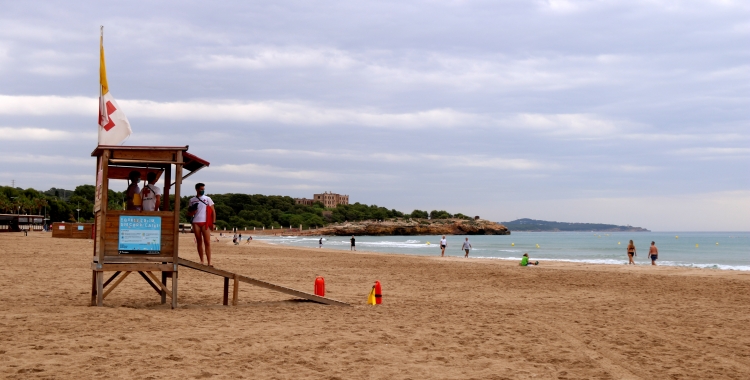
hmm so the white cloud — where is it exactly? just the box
[0,95,95,116]
[241,149,554,171]
[213,163,336,181]
[0,154,91,166]
[508,113,621,137]
[669,147,750,159]
[0,127,95,141]
[193,47,358,70]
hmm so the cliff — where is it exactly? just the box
[298,219,510,236]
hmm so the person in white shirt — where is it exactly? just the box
[462,237,472,258]
[141,172,162,211]
[440,235,447,257]
[187,183,216,266]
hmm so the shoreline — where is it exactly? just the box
[251,237,750,275]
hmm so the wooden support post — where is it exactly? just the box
[102,271,131,299]
[223,277,229,306]
[96,271,103,306]
[171,271,177,309]
[160,269,167,304]
[91,271,97,306]
[232,275,239,306]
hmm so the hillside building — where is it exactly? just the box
[294,192,349,208]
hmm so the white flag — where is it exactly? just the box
[98,28,132,145]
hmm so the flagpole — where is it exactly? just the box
[98,26,103,146]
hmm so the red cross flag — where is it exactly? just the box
[98,27,132,145]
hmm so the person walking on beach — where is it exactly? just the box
[187,183,216,266]
[319,237,323,248]
[440,235,447,257]
[648,241,658,266]
[627,240,637,265]
[462,237,472,258]
[141,172,161,211]
[350,235,356,251]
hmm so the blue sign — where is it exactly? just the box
[118,216,161,254]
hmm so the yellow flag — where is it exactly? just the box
[100,30,109,95]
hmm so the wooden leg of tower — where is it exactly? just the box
[160,270,167,305]
[232,276,239,306]
[223,277,229,306]
[171,271,178,309]
[91,271,97,306]
[96,271,103,306]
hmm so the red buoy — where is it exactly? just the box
[314,276,325,297]
[374,280,382,304]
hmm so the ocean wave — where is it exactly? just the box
[471,256,750,270]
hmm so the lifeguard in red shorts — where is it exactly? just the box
[187,183,216,266]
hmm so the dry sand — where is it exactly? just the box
[1,232,749,379]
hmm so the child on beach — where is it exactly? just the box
[440,235,447,257]
[462,238,472,258]
[648,241,658,266]
[627,240,636,265]
[520,253,538,266]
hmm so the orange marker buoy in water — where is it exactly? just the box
[314,276,325,297]
[374,281,382,305]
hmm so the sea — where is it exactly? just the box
[255,231,750,271]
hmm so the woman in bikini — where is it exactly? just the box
[627,240,636,265]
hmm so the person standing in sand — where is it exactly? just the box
[462,237,472,258]
[648,241,658,266]
[627,240,637,265]
[440,235,447,257]
[350,235,356,251]
[187,183,216,266]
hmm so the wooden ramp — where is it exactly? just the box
[177,258,349,306]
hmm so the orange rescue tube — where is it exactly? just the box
[314,276,325,297]
[374,280,382,305]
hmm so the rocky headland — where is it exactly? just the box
[298,218,510,236]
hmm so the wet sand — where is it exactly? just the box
[0,232,749,379]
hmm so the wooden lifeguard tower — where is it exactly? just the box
[91,145,347,308]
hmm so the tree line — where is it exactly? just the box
[1,185,472,228]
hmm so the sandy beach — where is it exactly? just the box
[1,232,749,379]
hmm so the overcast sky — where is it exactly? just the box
[0,0,748,230]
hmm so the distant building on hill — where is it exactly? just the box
[294,191,349,208]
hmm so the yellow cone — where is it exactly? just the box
[367,286,376,305]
